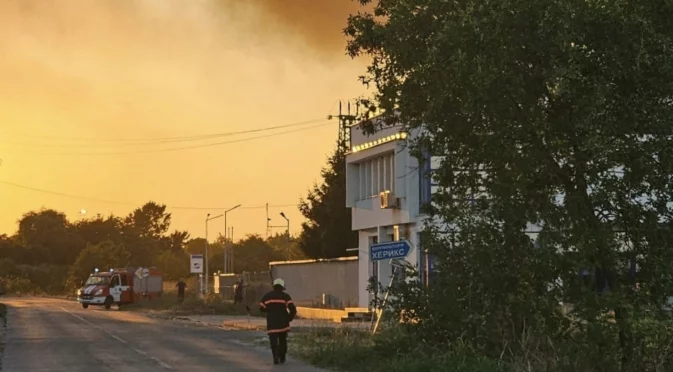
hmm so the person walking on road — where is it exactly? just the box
[175,279,187,303]
[259,278,297,365]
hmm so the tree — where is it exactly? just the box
[16,209,84,266]
[232,235,282,273]
[298,142,358,258]
[157,250,190,281]
[160,230,190,253]
[71,215,123,246]
[67,240,131,289]
[267,233,306,261]
[0,234,25,264]
[122,202,172,266]
[123,202,171,239]
[185,238,207,255]
[347,0,673,369]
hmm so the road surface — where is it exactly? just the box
[1,297,326,372]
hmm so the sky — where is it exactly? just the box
[0,0,367,241]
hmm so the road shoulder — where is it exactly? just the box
[0,303,6,370]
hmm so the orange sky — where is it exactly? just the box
[0,0,367,241]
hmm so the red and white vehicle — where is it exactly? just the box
[77,267,163,309]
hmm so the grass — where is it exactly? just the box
[122,292,264,317]
[289,326,505,372]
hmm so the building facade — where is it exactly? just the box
[345,121,437,308]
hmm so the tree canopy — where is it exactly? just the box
[347,0,673,370]
[298,141,358,258]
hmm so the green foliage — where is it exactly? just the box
[298,142,358,259]
[266,233,306,261]
[232,234,282,272]
[293,327,504,372]
[156,250,190,281]
[347,0,673,370]
[0,276,39,295]
[123,201,171,239]
[67,241,132,289]
[16,209,85,266]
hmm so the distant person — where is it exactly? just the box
[233,279,244,304]
[234,279,252,315]
[175,279,187,303]
[259,278,297,365]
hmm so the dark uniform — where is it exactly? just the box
[175,280,186,303]
[259,281,297,364]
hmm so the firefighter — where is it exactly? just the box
[175,279,187,303]
[259,278,297,364]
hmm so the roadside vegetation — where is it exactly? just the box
[291,326,502,372]
[122,292,264,317]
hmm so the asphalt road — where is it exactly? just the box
[1,297,326,372]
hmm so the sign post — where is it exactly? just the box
[190,254,204,274]
[369,240,413,335]
[190,254,204,295]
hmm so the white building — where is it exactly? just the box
[345,121,437,308]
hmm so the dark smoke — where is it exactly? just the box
[249,0,363,56]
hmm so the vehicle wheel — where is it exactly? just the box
[82,303,89,309]
[104,296,113,310]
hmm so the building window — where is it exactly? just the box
[358,152,395,200]
[419,149,432,209]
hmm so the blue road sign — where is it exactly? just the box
[370,240,412,261]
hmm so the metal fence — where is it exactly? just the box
[269,257,359,309]
[214,271,271,306]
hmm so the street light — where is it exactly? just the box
[224,204,241,273]
[280,212,290,236]
[205,213,224,294]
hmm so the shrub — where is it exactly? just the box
[292,326,505,372]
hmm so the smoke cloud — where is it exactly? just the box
[243,0,363,56]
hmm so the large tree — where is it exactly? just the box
[347,0,673,370]
[232,235,282,273]
[298,142,358,258]
[16,209,84,266]
[122,202,172,266]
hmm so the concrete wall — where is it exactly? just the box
[269,257,358,309]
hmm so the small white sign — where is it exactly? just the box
[190,254,204,274]
[135,267,144,279]
[141,268,150,278]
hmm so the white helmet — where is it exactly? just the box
[273,278,285,288]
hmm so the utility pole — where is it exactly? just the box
[206,213,224,294]
[229,226,234,273]
[266,203,271,238]
[223,204,241,274]
[329,100,358,152]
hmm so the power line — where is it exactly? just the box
[0,180,298,211]
[0,118,326,144]
[2,122,333,156]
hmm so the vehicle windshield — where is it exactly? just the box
[84,276,109,286]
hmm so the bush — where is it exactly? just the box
[292,326,504,372]
[0,276,41,295]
